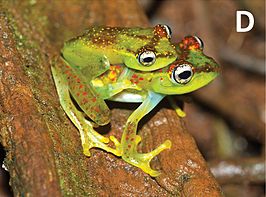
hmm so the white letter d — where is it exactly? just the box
[236,11,254,32]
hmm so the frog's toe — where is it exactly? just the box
[110,135,121,147]
[142,140,172,160]
[145,168,161,177]
[122,139,172,177]
[91,129,110,144]
[82,143,92,157]
[109,135,122,156]
[100,136,110,143]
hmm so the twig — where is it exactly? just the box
[210,157,265,184]
[219,46,265,75]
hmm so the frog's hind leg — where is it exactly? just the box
[120,92,172,177]
[51,65,122,157]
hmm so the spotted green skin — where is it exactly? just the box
[52,36,220,177]
[62,25,177,72]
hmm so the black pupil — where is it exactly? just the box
[143,57,153,63]
[178,71,191,79]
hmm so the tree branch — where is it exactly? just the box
[210,157,265,184]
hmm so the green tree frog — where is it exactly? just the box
[52,35,220,177]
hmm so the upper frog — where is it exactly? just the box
[61,24,177,72]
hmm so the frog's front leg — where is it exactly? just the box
[51,65,122,157]
[120,92,172,177]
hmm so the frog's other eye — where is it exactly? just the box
[181,36,204,50]
[171,63,193,84]
[193,36,204,49]
[138,51,156,66]
[162,25,172,38]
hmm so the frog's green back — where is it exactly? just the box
[61,25,177,72]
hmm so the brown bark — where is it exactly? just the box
[0,0,223,196]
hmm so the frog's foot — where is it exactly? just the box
[82,130,122,157]
[167,97,186,118]
[122,135,172,177]
[175,107,186,117]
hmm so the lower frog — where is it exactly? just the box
[52,36,220,176]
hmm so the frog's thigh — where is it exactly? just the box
[121,92,172,177]
[70,83,110,126]
[52,66,122,156]
[63,63,111,126]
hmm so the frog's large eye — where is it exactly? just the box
[138,51,156,66]
[162,25,172,38]
[193,36,204,49]
[171,63,193,84]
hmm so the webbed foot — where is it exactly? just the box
[82,129,122,157]
[122,135,172,177]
